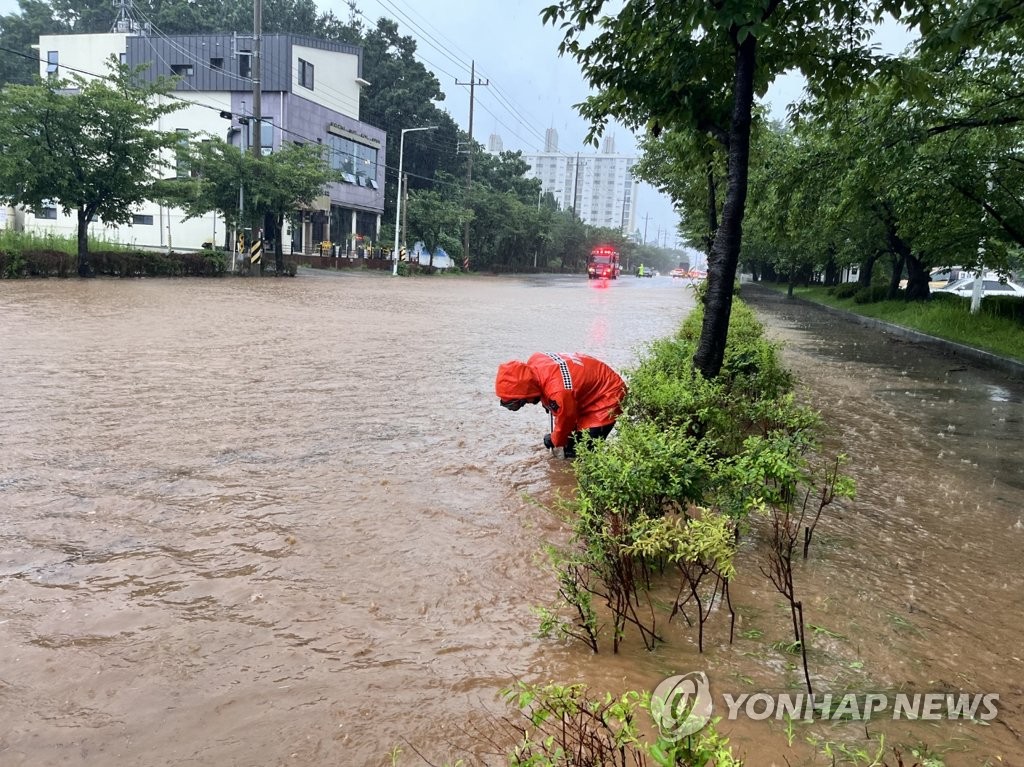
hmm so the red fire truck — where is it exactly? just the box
[587,245,620,280]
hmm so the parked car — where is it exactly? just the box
[934,275,1024,298]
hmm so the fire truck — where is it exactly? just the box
[587,245,620,280]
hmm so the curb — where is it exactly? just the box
[743,285,1024,379]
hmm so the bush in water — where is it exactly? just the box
[537,298,854,690]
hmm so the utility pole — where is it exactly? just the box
[250,0,262,274]
[455,60,488,270]
[251,0,262,161]
[642,212,651,244]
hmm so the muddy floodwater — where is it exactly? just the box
[1,273,1021,767]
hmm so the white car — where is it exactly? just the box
[934,276,1024,298]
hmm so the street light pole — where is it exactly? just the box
[392,126,438,276]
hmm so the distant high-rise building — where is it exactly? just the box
[544,128,558,153]
[522,143,638,234]
[484,129,639,234]
[488,132,504,153]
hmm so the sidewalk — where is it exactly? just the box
[742,283,1024,378]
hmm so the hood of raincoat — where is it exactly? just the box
[495,360,542,400]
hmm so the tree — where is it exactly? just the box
[0,60,184,274]
[406,188,468,265]
[356,17,463,226]
[634,130,720,257]
[157,138,337,272]
[543,0,896,377]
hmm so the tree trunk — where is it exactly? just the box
[704,158,718,256]
[76,208,91,277]
[824,248,838,286]
[693,33,756,379]
[858,251,878,287]
[888,252,905,299]
[883,216,912,300]
[905,250,930,301]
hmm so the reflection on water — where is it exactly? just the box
[1,276,1021,766]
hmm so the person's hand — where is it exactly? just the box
[543,433,554,450]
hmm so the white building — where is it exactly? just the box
[508,129,639,234]
[23,28,386,254]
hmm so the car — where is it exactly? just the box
[669,268,687,278]
[934,275,1024,298]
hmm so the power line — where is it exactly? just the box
[351,0,568,157]
[348,5,461,82]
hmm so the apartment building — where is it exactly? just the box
[514,129,639,234]
[26,28,386,253]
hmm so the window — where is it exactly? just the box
[327,132,379,179]
[260,118,274,155]
[132,214,154,225]
[46,50,58,76]
[171,64,194,77]
[299,58,314,90]
[238,53,251,79]
[119,52,127,65]
[210,57,224,70]
[175,128,190,178]
[38,207,58,219]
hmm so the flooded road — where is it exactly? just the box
[1,274,1021,766]
[0,273,688,766]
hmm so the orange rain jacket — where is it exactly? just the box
[494,352,627,448]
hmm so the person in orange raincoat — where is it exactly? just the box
[495,352,627,458]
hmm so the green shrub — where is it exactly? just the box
[928,290,962,305]
[540,297,846,656]
[832,282,860,299]
[853,285,890,303]
[2,246,230,278]
[982,294,1024,324]
[0,250,26,277]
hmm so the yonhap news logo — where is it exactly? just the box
[721,690,1000,723]
[650,672,714,739]
[651,672,1000,737]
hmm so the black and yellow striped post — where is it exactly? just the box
[249,239,263,273]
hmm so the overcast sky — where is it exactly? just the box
[0,0,916,249]
[345,0,914,248]
[347,0,686,246]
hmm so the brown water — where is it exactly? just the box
[0,274,1021,766]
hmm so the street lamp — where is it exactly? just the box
[392,125,438,276]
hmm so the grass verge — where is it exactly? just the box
[766,284,1024,363]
